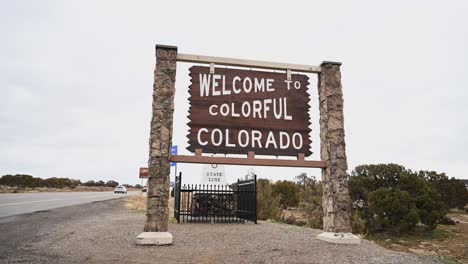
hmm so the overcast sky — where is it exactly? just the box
[1,1,467,185]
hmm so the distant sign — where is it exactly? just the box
[139,167,149,178]
[187,66,311,156]
[170,145,178,167]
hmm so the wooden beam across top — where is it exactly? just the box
[177,53,321,73]
[169,154,327,168]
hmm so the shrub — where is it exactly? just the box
[83,180,96,186]
[296,174,323,229]
[418,171,468,210]
[0,174,41,188]
[398,173,446,229]
[0,174,126,190]
[295,219,307,226]
[0,174,81,189]
[351,211,367,234]
[82,180,107,187]
[272,180,300,208]
[284,214,296,225]
[368,188,420,233]
[257,179,282,221]
[350,164,451,233]
[349,164,407,201]
[105,180,119,187]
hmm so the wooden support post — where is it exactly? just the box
[177,53,321,73]
[195,148,202,157]
[297,153,305,161]
[169,154,327,168]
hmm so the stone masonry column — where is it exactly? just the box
[318,61,353,235]
[137,45,177,245]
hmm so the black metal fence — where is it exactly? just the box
[174,173,257,224]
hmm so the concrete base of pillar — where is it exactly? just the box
[135,232,173,245]
[317,232,361,244]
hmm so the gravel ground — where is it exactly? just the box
[0,198,444,264]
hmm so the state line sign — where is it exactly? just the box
[187,66,312,156]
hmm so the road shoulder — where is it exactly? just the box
[0,198,444,264]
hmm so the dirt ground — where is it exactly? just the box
[281,206,468,264]
[129,196,468,263]
[372,212,468,264]
[0,197,445,264]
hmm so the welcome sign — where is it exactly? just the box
[146,46,350,237]
[187,66,311,156]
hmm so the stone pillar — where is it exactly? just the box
[144,45,177,233]
[318,61,352,233]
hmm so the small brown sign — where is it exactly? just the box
[187,66,311,156]
[139,167,149,178]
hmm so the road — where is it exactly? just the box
[0,191,138,218]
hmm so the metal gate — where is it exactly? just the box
[174,173,257,224]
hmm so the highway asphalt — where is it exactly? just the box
[0,191,138,218]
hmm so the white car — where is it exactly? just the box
[114,185,127,194]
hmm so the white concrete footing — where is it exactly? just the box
[136,232,173,245]
[317,232,361,244]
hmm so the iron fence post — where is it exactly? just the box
[176,172,182,223]
[254,174,257,224]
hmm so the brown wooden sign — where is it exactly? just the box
[139,167,149,178]
[187,66,311,156]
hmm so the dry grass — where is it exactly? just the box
[125,195,147,212]
[125,194,175,217]
[369,211,468,263]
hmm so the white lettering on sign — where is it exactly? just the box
[209,105,218,116]
[202,163,227,185]
[206,97,292,120]
[279,131,290,149]
[254,78,264,92]
[196,128,304,150]
[198,128,208,146]
[200,74,211,97]
[198,74,285,97]
[233,76,241,94]
[212,74,221,96]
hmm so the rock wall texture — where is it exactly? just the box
[318,62,352,233]
[144,45,177,232]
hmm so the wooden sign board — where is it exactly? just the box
[187,66,311,157]
[139,167,149,178]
